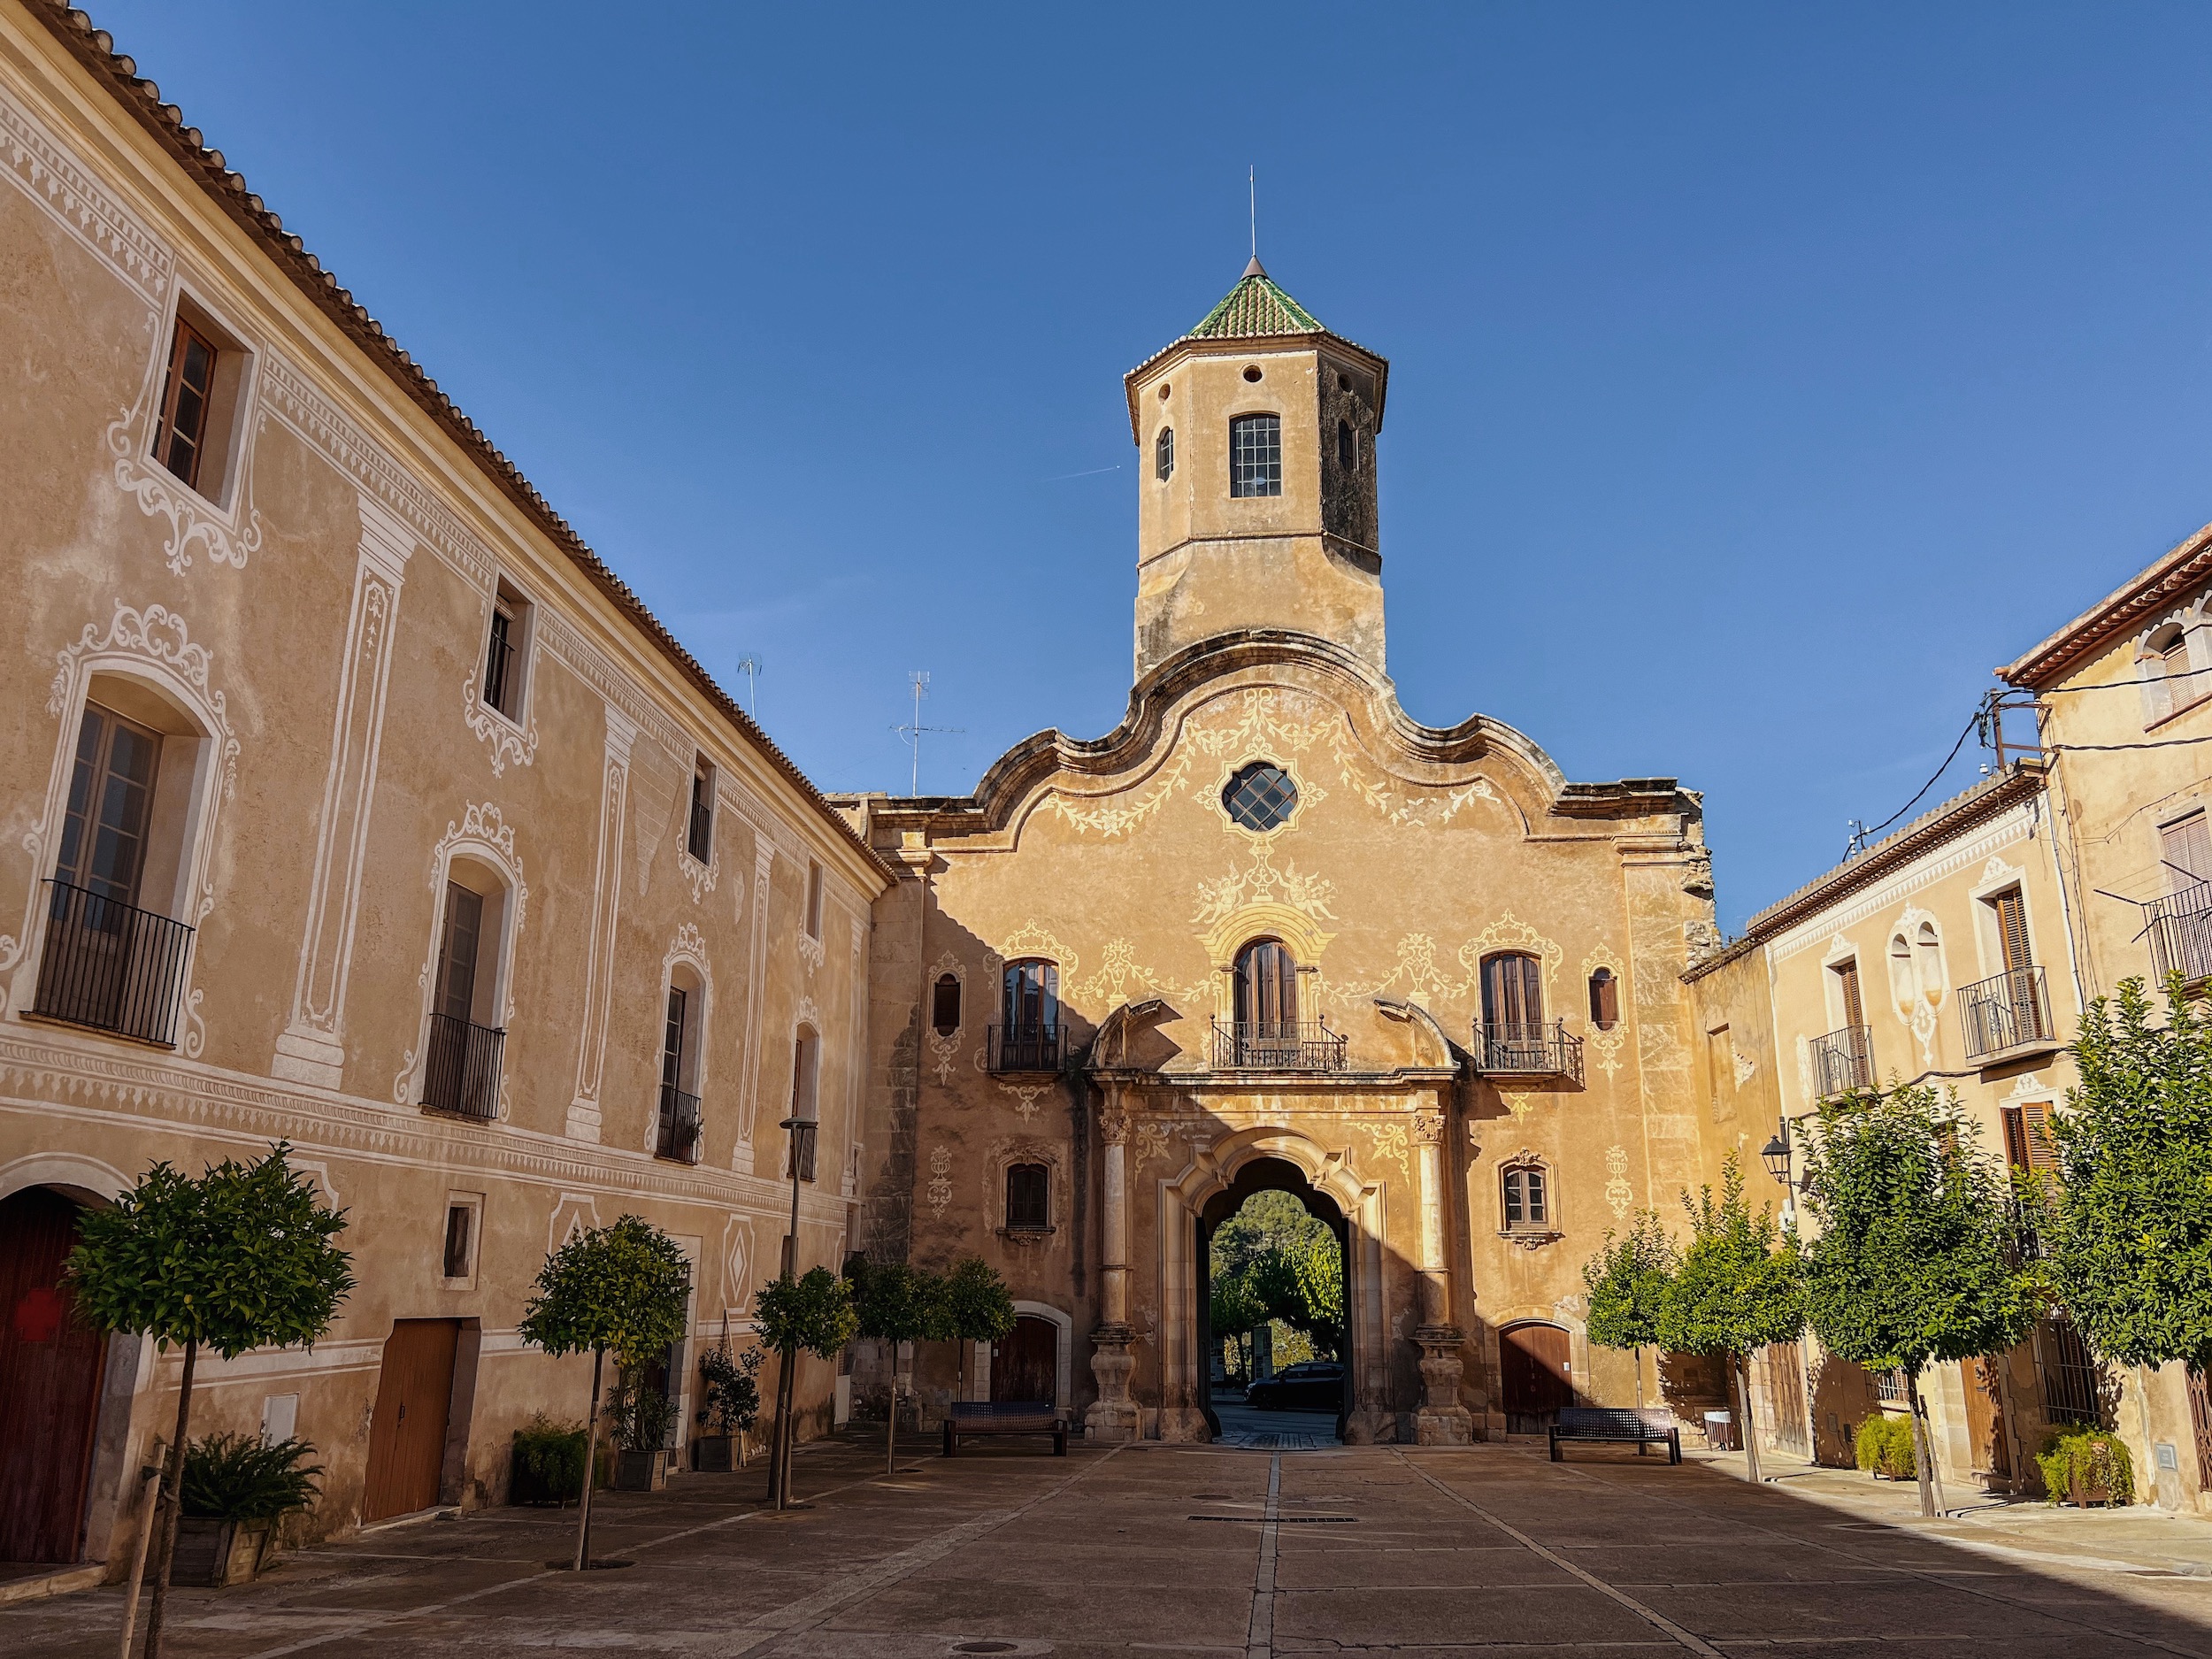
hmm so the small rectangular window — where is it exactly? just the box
[154,318,217,490]
[805,860,824,940]
[1230,413,1282,498]
[688,757,715,862]
[1007,1163,1050,1230]
[482,585,530,720]
[442,1203,474,1279]
[1503,1166,1548,1229]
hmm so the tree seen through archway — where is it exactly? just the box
[1210,1189,1343,1382]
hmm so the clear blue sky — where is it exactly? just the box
[92,2,2212,931]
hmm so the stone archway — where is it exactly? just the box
[1197,1156,1350,1443]
[1155,1126,1391,1444]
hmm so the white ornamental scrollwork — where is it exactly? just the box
[461,673,539,777]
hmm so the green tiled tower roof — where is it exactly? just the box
[1187,256,1325,339]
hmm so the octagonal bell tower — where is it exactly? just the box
[1124,257,1390,680]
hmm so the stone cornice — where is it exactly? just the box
[2003,520,2212,688]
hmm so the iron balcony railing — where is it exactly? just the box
[655,1084,703,1164]
[1959,965,2055,1062]
[32,878,194,1046]
[988,1022,1061,1073]
[1472,1019,1585,1087]
[1809,1024,1874,1097]
[421,1012,505,1120]
[1210,1018,1348,1072]
[2147,879,2212,985]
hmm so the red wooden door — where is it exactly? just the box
[362,1319,458,1521]
[990,1316,1056,1406]
[0,1187,108,1563]
[1499,1323,1573,1430]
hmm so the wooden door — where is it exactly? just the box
[1767,1341,1810,1456]
[1481,953,1544,1034]
[1234,941,1299,1033]
[1499,1323,1573,1432]
[363,1319,459,1522]
[0,1188,108,1563]
[990,1316,1057,1406]
[1962,1356,2011,1480]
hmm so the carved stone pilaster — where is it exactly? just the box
[1099,1105,1132,1146]
[1410,1108,1447,1146]
[1086,1323,1141,1444]
[1414,1325,1474,1446]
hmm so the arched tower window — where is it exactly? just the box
[1234,938,1299,1034]
[1155,426,1175,481]
[1229,413,1282,498]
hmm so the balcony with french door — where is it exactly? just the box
[2147,879,2212,986]
[1809,1024,1873,1097]
[655,1084,703,1164]
[1211,1018,1348,1072]
[420,1011,505,1120]
[988,1023,1061,1074]
[1959,965,2059,1064]
[31,878,195,1047]
[1471,1020,1584,1087]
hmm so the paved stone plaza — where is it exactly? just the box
[12,1437,2212,1657]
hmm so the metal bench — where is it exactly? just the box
[942,1400,1067,1456]
[1548,1407,1680,1463]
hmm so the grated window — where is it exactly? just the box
[1230,414,1282,498]
[1223,762,1297,832]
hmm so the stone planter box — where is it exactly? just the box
[692,1435,737,1472]
[171,1517,271,1586]
[614,1450,666,1491]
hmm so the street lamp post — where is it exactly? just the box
[769,1113,818,1510]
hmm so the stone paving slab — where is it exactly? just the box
[13,1434,2212,1655]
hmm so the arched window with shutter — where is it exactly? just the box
[1586,967,1617,1031]
[1234,938,1298,1034]
[932,972,962,1038]
[1006,1163,1050,1232]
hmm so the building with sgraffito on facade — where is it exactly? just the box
[0,0,886,1582]
[833,260,1724,1445]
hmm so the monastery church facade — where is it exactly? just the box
[836,260,1723,1442]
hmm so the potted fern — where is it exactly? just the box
[694,1341,762,1471]
[172,1433,323,1586]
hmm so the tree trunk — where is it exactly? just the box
[1733,1353,1764,1484]
[1905,1367,1943,1519]
[769,1344,799,1509]
[572,1348,605,1571]
[115,1463,158,1659]
[141,1337,197,1659]
[887,1371,898,1476]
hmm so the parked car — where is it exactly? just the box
[1244,1361,1344,1412]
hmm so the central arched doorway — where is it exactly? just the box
[1196,1156,1350,1445]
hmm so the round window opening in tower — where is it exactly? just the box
[1242,365,1263,382]
[1158,382,1171,401]
[1337,373,1352,392]
[1223,762,1298,833]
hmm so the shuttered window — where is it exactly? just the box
[1006,1164,1049,1230]
[1482,952,1544,1033]
[2001,1102,2057,1176]
[1235,940,1299,1033]
[1832,957,1865,1028]
[2162,813,2212,892]
[153,318,217,489]
[1992,888,2032,974]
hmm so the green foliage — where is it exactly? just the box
[695,1345,762,1435]
[1853,1415,1917,1479]
[935,1256,1016,1344]
[848,1258,945,1345]
[67,1143,354,1358]
[178,1433,323,1522]
[1582,1210,1678,1353]
[1654,1155,1804,1361]
[2037,1425,2135,1506]
[754,1266,860,1357]
[1797,1085,2039,1378]
[511,1414,588,1503]
[607,1371,675,1453]
[1209,1191,1345,1357]
[518,1215,692,1366]
[2042,977,2212,1373]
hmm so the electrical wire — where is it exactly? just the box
[1847,710,1982,853]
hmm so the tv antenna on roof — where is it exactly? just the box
[735,655,762,718]
[893,671,964,795]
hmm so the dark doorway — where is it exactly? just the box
[0,1187,107,1563]
[992,1316,1056,1406]
[363,1318,459,1521]
[1198,1158,1350,1445]
[1499,1322,1574,1434]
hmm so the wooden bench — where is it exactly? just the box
[942,1401,1067,1456]
[1549,1407,1680,1463]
